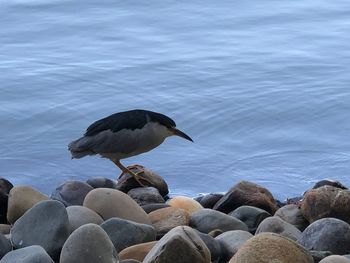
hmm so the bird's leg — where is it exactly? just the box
[112,159,150,187]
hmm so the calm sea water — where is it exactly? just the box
[1,0,350,200]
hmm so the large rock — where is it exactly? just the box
[196,231,222,263]
[51,180,93,207]
[229,205,271,233]
[313,179,347,190]
[213,181,279,214]
[216,230,253,261]
[148,207,189,238]
[301,186,350,223]
[0,178,13,224]
[86,177,117,189]
[298,217,350,254]
[229,233,313,263]
[127,187,165,206]
[167,196,203,214]
[66,205,103,233]
[190,208,248,233]
[0,245,54,263]
[7,185,49,224]
[119,241,157,262]
[275,204,309,231]
[116,166,168,197]
[11,200,69,260]
[101,218,156,252]
[319,255,350,263]
[0,233,12,259]
[83,188,150,224]
[60,224,119,263]
[143,226,211,263]
[255,216,302,241]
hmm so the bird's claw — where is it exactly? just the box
[118,164,152,187]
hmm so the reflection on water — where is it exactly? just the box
[1,0,350,199]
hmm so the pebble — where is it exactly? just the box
[141,203,170,213]
[275,204,308,231]
[301,186,350,223]
[83,188,151,224]
[215,230,253,261]
[255,216,302,241]
[148,207,189,238]
[0,245,54,263]
[229,232,313,263]
[319,255,350,263]
[60,223,119,263]
[86,177,117,189]
[190,208,248,233]
[167,195,203,214]
[66,205,103,233]
[143,226,211,263]
[7,185,49,224]
[127,187,165,206]
[0,233,12,259]
[119,241,157,262]
[229,205,271,233]
[51,180,93,207]
[101,217,156,252]
[213,180,279,214]
[11,200,69,260]
[298,217,350,255]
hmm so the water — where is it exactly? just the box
[1,0,350,200]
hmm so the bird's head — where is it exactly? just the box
[168,126,193,142]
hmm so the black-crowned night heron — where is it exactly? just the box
[68,109,193,184]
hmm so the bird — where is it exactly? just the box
[68,109,193,185]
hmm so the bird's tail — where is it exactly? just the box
[68,137,95,159]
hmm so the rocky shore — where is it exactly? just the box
[0,166,350,263]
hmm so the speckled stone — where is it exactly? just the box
[167,196,203,214]
[119,241,157,262]
[275,204,308,231]
[127,187,165,206]
[319,255,350,263]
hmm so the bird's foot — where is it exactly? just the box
[119,164,152,187]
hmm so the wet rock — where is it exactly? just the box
[83,188,150,224]
[60,223,119,263]
[0,225,10,235]
[141,203,170,214]
[51,180,93,207]
[310,251,333,263]
[298,217,350,254]
[216,230,252,261]
[319,255,350,263]
[7,185,49,224]
[0,233,12,259]
[167,196,203,214]
[86,177,117,189]
[198,193,224,209]
[313,179,347,190]
[119,241,157,262]
[143,226,211,263]
[190,208,248,234]
[256,216,302,241]
[196,231,222,263]
[148,207,189,238]
[301,186,350,224]
[213,181,279,214]
[66,205,103,233]
[101,217,156,252]
[11,200,69,260]
[0,245,54,263]
[116,166,168,197]
[275,204,309,231]
[229,205,271,233]
[229,233,313,263]
[127,187,165,206]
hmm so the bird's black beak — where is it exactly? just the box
[170,127,193,142]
